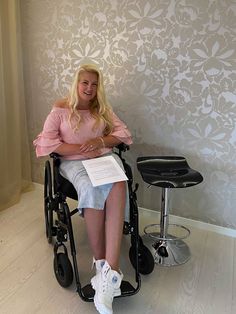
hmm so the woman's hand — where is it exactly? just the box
[79,137,103,153]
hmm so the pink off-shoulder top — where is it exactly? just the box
[33,107,132,160]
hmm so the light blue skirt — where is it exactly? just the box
[59,153,130,221]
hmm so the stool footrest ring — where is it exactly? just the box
[144,223,190,242]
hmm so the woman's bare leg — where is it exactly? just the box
[83,181,126,269]
[105,181,126,271]
[84,208,106,260]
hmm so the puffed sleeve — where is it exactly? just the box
[110,112,133,145]
[33,110,63,157]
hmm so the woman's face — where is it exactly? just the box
[77,71,98,108]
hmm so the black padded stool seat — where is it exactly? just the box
[137,156,203,266]
[137,156,203,188]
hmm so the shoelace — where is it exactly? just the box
[101,266,115,298]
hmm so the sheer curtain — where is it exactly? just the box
[0,0,33,211]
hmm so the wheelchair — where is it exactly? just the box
[44,143,154,302]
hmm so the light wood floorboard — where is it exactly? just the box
[0,184,236,314]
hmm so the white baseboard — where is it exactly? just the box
[33,182,43,189]
[139,207,236,239]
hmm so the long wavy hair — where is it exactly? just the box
[67,64,113,135]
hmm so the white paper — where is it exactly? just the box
[82,155,128,187]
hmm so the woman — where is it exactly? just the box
[34,64,132,314]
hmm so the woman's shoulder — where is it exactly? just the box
[53,98,70,109]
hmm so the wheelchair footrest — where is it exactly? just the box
[120,280,136,296]
[81,284,94,300]
[81,280,136,300]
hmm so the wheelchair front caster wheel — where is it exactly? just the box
[129,244,154,275]
[54,253,73,287]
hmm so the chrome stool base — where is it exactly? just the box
[143,223,191,266]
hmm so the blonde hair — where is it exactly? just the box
[67,64,113,135]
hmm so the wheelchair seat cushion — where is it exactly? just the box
[57,174,78,200]
[59,153,130,221]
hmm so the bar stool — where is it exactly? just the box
[137,156,203,266]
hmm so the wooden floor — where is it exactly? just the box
[0,184,236,314]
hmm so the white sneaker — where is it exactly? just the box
[93,261,123,314]
[92,258,106,274]
[91,258,106,291]
[91,259,121,296]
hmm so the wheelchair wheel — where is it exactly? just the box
[44,160,54,244]
[129,243,154,275]
[54,253,73,287]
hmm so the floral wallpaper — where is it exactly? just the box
[20,0,236,229]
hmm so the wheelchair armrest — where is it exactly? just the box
[49,152,61,160]
[116,143,130,153]
[49,152,62,169]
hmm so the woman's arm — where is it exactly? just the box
[54,143,82,155]
[101,135,122,148]
[78,135,121,153]
[54,135,121,157]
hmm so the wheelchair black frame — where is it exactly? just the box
[44,144,142,302]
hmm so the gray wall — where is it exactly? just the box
[20,0,236,228]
